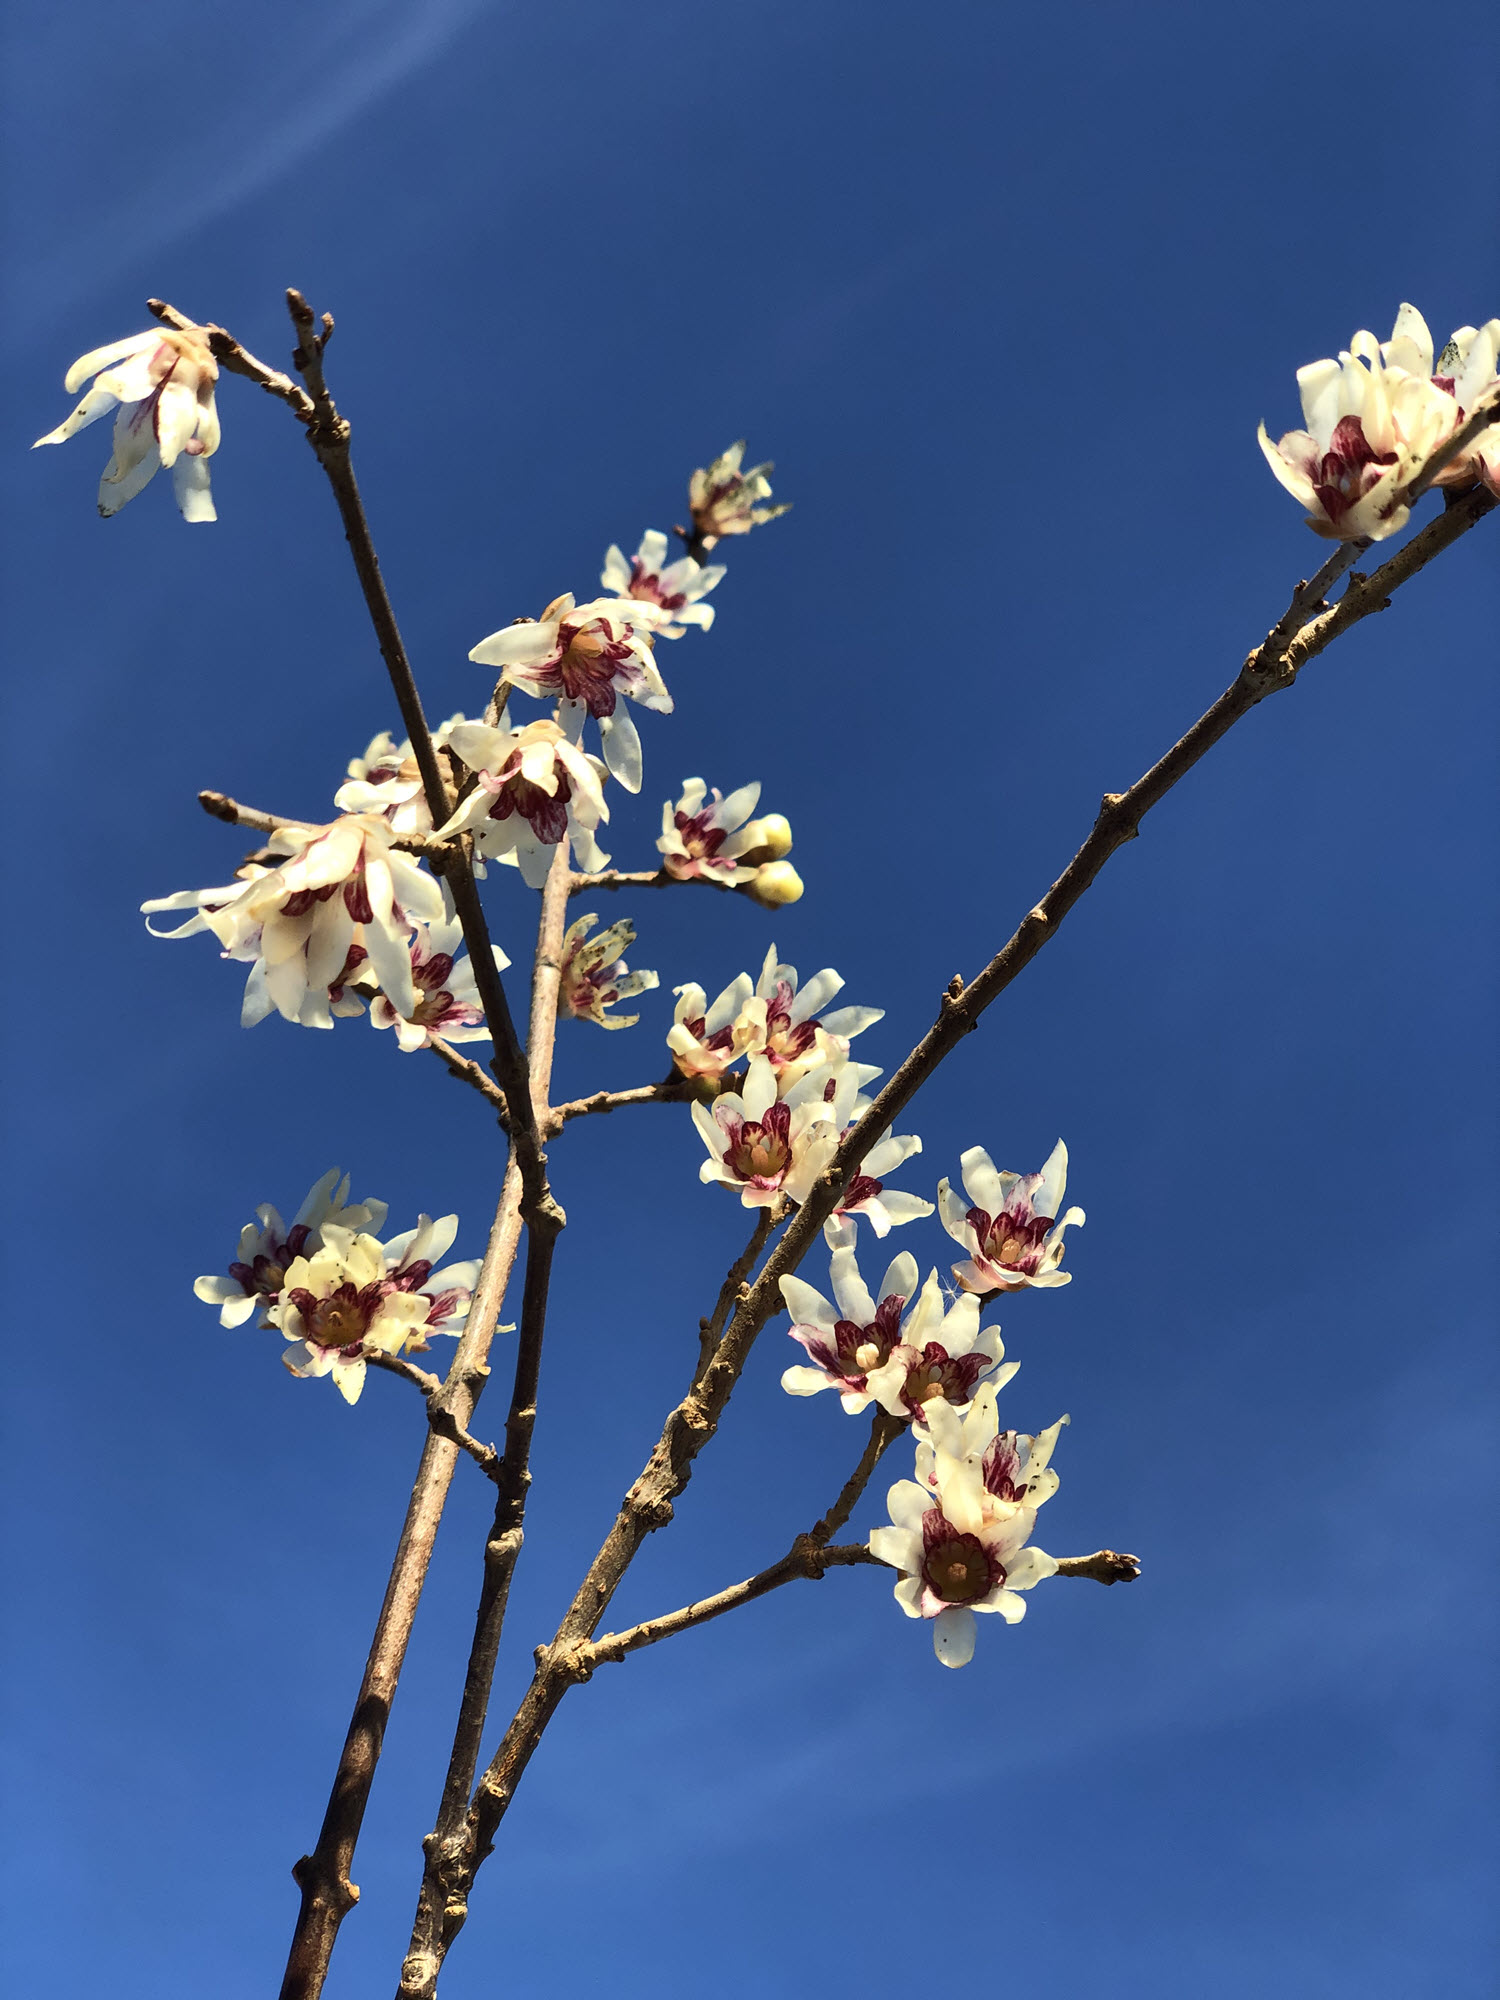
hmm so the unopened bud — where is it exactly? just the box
[737,812,793,865]
[748,861,804,908]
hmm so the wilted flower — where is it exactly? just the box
[193,1169,388,1328]
[823,1128,934,1248]
[693,1054,857,1208]
[687,440,791,548]
[557,914,658,1028]
[667,972,757,1081]
[600,529,725,637]
[864,1273,1013,1426]
[437,719,610,885]
[781,1246,920,1412]
[34,325,221,521]
[335,717,468,836]
[142,815,453,1030]
[1258,312,1459,541]
[468,596,670,792]
[369,913,502,1051]
[1383,305,1500,497]
[937,1139,1084,1296]
[869,1385,1062,1668]
[271,1226,434,1405]
[658,778,770,885]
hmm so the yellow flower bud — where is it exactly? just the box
[748,861,804,908]
[736,813,794,867]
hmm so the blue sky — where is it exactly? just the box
[2,3,1496,1995]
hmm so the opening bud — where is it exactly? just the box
[737,813,794,865]
[747,861,804,908]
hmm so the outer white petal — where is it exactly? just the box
[933,1605,976,1667]
[885,1478,931,1533]
[778,1274,836,1327]
[98,436,162,514]
[781,1364,835,1397]
[1033,1138,1069,1218]
[599,708,642,793]
[828,1247,877,1325]
[468,621,561,668]
[869,1524,922,1576]
[957,1146,1005,1218]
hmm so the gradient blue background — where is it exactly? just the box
[3,4,1496,1995]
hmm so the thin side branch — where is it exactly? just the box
[697,1206,780,1379]
[362,1350,504,1484]
[148,297,315,420]
[197,788,431,855]
[427,1037,510,1124]
[547,1077,694,1132]
[567,866,742,896]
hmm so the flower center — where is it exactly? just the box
[923,1532,997,1606]
[289,1281,380,1352]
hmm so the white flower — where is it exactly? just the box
[1383,304,1500,498]
[916,1386,1068,1517]
[437,719,611,885]
[468,595,671,793]
[557,914,658,1028]
[193,1169,388,1328]
[869,1387,1062,1668]
[937,1139,1084,1296]
[688,440,791,549]
[737,944,884,1089]
[667,973,757,1081]
[600,529,724,637]
[822,1127,934,1249]
[142,814,453,1030]
[270,1226,433,1405]
[1258,312,1460,541]
[376,1212,482,1343]
[34,326,221,521]
[369,913,502,1052]
[658,778,767,885]
[780,1246,920,1411]
[693,1053,857,1208]
[335,716,469,836]
[863,1272,1013,1425]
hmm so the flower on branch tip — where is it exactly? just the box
[693,1053,860,1208]
[869,1385,1062,1668]
[667,972,757,1081]
[193,1169,388,1328]
[335,717,469,836]
[34,326,221,521]
[437,719,610,885]
[657,778,790,885]
[142,814,456,1031]
[468,596,670,794]
[687,440,790,550]
[557,913,658,1028]
[822,1128,934,1249]
[1383,304,1500,499]
[369,910,502,1051]
[601,530,725,638]
[270,1226,435,1405]
[937,1139,1084,1297]
[1257,305,1490,542]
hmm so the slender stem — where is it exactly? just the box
[361,1350,506,1483]
[395,483,1496,1998]
[197,788,429,855]
[280,1158,525,2000]
[567,866,738,896]
[696,1207,779,1381]
[547,1078,694,1131]
[398,849,573,1996]
[427,1037,510,1124]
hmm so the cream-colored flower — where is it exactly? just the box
[271,1226,433,1404]
[687,440,791,548]
[35,326,221,521]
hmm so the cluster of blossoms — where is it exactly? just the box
[193,1170,483,1403]
[658,776,802,907]
[1260,302,1500,541]
[776,1130,1086,1666]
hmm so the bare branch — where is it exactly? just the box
[697,1205,780,1379]
[1055,1549,1143,1585]
[546,1077,694,1133]
[567,866,742,896]
[196,788,433,854]
[426,1037,510,1124]
[148,297,315,420]
[362,1350,504,1484]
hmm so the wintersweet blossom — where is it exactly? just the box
[369,914,501,1051]
[937,1140,1084,1296]
[916,1387,1068,1519]
[34,325,221,521]
[869,1387,1062,1668]
[781,1247,920,1412]
[739,944,884,1088]
[335,717,468,835]
[822,1128,935,1248]
[658,778,769,885]
[667,973,756,1081]
[468,596,670,792]
[436,719,610,885]
[687,441,791,548]
[744,861,804,907]
[600,530,725,637]
[271,1226,434,1404]
[193,1169,388,1328]
[864,1273,1012,1425]
[1258,312,1458,541]
[376,1213,482,1343]
[142,815,452,1030]
[693,1054,858,1208]
[556,914,658,1028]
[1383,305,1500,497]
